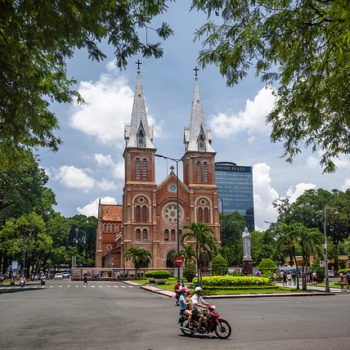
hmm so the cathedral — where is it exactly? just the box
[95,68,221,270]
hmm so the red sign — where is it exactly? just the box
[175,257,184,266]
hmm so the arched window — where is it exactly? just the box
[203,162,208,183]
[164,229,169,241]
[136,229,141,241]
[137,128,144,147]
[198,207,203,222]
[204,207,209,223]
[142,158,147,180]
[142,205,147,222]
[136,205,141,222]
[111,224,114,232]
[107,224,111,233]
[197,161,201,183]
[136,158,140,180]
[143,229,148,241]
[171,229,176,241]
[103,224,107,232]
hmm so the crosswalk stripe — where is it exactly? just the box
[59,285,62,288]
[91,285,95,288]
[98,286,103,288]
[121,286,126,288]
[67,285,70,287]
[50,286,54,288]
[75,285,79,288]
[128,286,133,288]
[113,286,118,288]
[106,286,110,288]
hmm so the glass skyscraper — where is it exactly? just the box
[215,162,255,231]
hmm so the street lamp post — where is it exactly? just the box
[324,207,337,293]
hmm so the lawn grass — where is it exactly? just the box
[132,280,149,284]
[310,282,348,289]
[154,284,298,294]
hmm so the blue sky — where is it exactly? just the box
[39,1,350,230]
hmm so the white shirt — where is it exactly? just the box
[191,293,205,311]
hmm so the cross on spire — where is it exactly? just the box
[193,66,199,77]
[136,59,142,72]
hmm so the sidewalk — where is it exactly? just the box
[276,282,350,294]
[138,284,335,299]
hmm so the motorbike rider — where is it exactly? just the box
[20,275,26,286]
[174,281,181,303]
[191,287,211,331]
[179,287,192,329]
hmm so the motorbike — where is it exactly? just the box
[179,304,231,339]
[40,277,46,286]
[20,278,26,287]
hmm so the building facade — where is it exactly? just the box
[215,162,255,231]
[96,70,221,269]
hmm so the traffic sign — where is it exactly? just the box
[175,256,184,266]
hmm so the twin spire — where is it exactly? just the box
[124,64,214,153]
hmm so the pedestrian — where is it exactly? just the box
[346,271,350,290]
[340,273,345,290]
[83,274,88,287]
[273,272,277,283]
[282,272,287,287]
[292,271,296,286]
[312,271,317,284]
[287,272,292,286]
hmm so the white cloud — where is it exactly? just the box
[342,178,350,191]
[97,178,118,191]
[112,160,125,179]
[69,66,161,148]
[209,87,276,138]
[333,156,350,169]
[253,163,279,229]
[55,165,95,192]
[307,152,350,169]
[286,183,316,203]
[307,156,319,168]
[77,196,117,217]
[94,153,114,167]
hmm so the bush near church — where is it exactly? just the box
[145,270,171,284]
[183,263,196,281]
[211,254,228,276]
[258,258,277,273]
[193,276,271,289]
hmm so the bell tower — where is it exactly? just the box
[122,62,159,268]
[182,68,221,244]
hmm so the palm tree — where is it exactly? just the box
[171,243,196,266]
[181,222,218,286]
[125,247,152,279]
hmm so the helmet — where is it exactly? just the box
[194,286,202,293]
[181,287,189,293]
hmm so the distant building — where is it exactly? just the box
[215,162,255,231]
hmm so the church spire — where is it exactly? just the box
[124,64,155,149]
[184,68,214,152]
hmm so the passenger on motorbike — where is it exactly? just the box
[179,287,192,329]
[174,281,181,303]
[191,287,210,331]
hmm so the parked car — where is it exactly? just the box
[63,272,69,279]
[54,273,63,280]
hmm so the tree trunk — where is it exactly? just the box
[293,255,300,290]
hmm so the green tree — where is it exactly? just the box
[181,222,218,286]
[251,230,275,265]
[212,254,228,276]
[193,0,350,172]
[1,1,173,168]
[258,258,277,273]
[125,247,152,278]
[219,212,246,246]
[171,243,196,266]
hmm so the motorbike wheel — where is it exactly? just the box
[215,320,231,339]
[180,320,193,337]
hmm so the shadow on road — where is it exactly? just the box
[0,287,45,294]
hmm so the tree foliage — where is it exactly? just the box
[212,254,228,276]
[0,0,173,168]
[125,247,152,278]
[192,0,350,172]
[258,258,277,273]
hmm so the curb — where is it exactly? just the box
[140,285,335,298]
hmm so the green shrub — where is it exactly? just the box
[337,268,350,276]
[261,272,282,282]
[183,263,196,280]
[258,258,277,272]
[229,272,241,276]
[212,254,228,276]
[145,270,170,279]
[311,261,325,279]
[193,276,270,287]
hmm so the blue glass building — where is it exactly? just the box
[215,162,255,231]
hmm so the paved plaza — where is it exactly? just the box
[1,280,349,350]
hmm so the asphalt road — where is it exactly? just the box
[1,280,349,350]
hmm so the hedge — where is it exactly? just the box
[193,276,270,287]
[258,258,277,272]
[337,268,350,275]
[145,270,170,279]
[202,285,279,290]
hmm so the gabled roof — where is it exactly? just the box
[157,169,189,193]
[101,204,122,222]
[124,72,155,149]
[184,76,214,152]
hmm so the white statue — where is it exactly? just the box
[242,227,251,259]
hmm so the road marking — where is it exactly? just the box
[98,285,103,288]
[128,286,133,288]
[91,285,95,288]
[106,286,111,288]
[59,285,63,288]
[121,286,126,288]
[67,285,70,287]
[50,286,54,288]
[75,285,79,288]
[113,286,118,288]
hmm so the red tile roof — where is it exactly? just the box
[101,205,122,222]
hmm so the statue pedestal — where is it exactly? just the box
[242,258,253,275]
